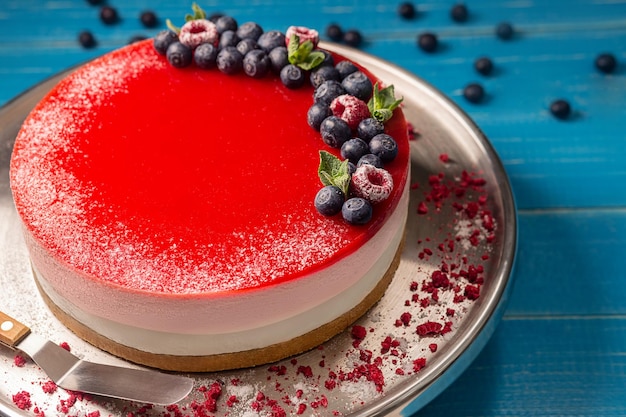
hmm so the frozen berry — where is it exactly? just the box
[341,71,373,101]
[314,80,346,105]
[237,21,263,41]
[398,2,416,19]
[496,22,514,40]
[341,138,370,163]
[350,164,394,204]
[320,116,352,148]
[268,46,289,73]
[216,15,237,34]
[100,6,119,25]
[154,30,178,55]
[216,46,243,74]
[194,43,218,69]
[595,53,617,73]
[330,94,371,130]
[357,153,383,169]
[315,186,345,216]
[307,103,332,131]
[342,198,373,225]
[474,56,494,75]
[369,134,398,162]
[450,4,468,22]
[78,30,96,48]
[418,32,438,52]
[257,30,286,52]
[140,10,158,28]
[243,49,271,78]
[286,26,320,48]
[219,30,240,48]
[550,99,571,120]
[343,29,363,47]
[357,118,385,142]
[167,42,193,68]
[335,60,359,80]
[236,38,259,56]
[310,65,340,88]
[280,64,305,89]
[326,23,343,42]
[180,19,219,48]
[463,83,484,103]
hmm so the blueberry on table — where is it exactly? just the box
[341,138,370,164]
[140,10,158,28]
[369,134,398,163]
[496,22,514,40]
[450,4,468,22]
[343,29,363,48]
[357,118,385,142]
[463,83,485,103]
[474,56,494,76]
[307,103,332,131]
[78,30,96,48]
[342,198,373,225]
[166,42,193,68]
[243,49,271,78]
[595,53,617,74]
[326,23,343,42]
[217,46,244,74]
[315,186,345,217]
[100,6,119,25]
[194,43,218,69]
[417,32,438,53]
[280,64,305,89]
[341,71,373,101]
[550,99,571,120]
[397,2,416,19]
[154,30,178,55]
[320,116,352,148]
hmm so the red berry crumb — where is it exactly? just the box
[13,354,26,367]
[12,391,32,410]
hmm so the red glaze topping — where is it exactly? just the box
[11,40,409,295]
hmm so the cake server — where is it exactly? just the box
[0,311,194,405]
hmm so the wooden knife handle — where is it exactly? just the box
[0,311,31,348]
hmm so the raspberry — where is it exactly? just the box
[285,26,319,48]
[330,94,370,130]
[351,164,393,204]
[179,19,219,49]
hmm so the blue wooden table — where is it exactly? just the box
[1,1,625,416]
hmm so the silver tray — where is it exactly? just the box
[0,44,517,417]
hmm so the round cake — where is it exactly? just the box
[9,17,410,372]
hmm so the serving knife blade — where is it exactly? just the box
[0,311,194,405]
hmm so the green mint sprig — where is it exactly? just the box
[166,2,207,34]
[318,151,351,196]
[287,34,325,71]
[367,82,404,123]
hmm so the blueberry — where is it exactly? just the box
[128,35,147,44]
[209,13,224,23]
[216,15,237,34]
[342,197,372,225]
[194,43,218,69]
[310,66,340,89]
[219,30,240,48]
[216,46,243,74]
[335,60,359,80]
[86,0,104,4]
[268,46,289,74]
[320,116,352,148]
[418,32,438,53]
[314,80,346,105]
[357,153,383,169]
[595,53,617,74]
[450,4,468,22]
[280,64,306,89]
[237,21,263,41]
[496,22,514,40]
[100,6,119,25]
[550,99,571,120]
[78,31,96,48]
[315,186,345,217]
[319,50,335,67]
[463,83,484,103]
[154,30,178,55]
[398,2,416,19]
[236,38,259,56]
[140,10,158,28]
[307,103,332,131]
[257,30,286,53]
[166,42,193,68]
[474,56,494,76]
[326,23,343,42]
[369,134,398,162]
[243,49,271,78]
[343,29,363,48]
[341,138,370,163]
[357,118,385,142]
[348,162,357,176]
[341,71,373,101]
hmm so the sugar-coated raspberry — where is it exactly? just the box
[286,26,319,47]
[330,94,370,129]
[179,19,219,48]
[351,164,393,204]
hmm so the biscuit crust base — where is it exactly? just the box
[35,236,405,373]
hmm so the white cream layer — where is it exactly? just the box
[29,185,408,356]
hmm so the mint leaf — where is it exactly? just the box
[287,35,324,71]
[368,82,403,123]
[166,19,181,34]
[169,2,206,32]
[318,151,351,196]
